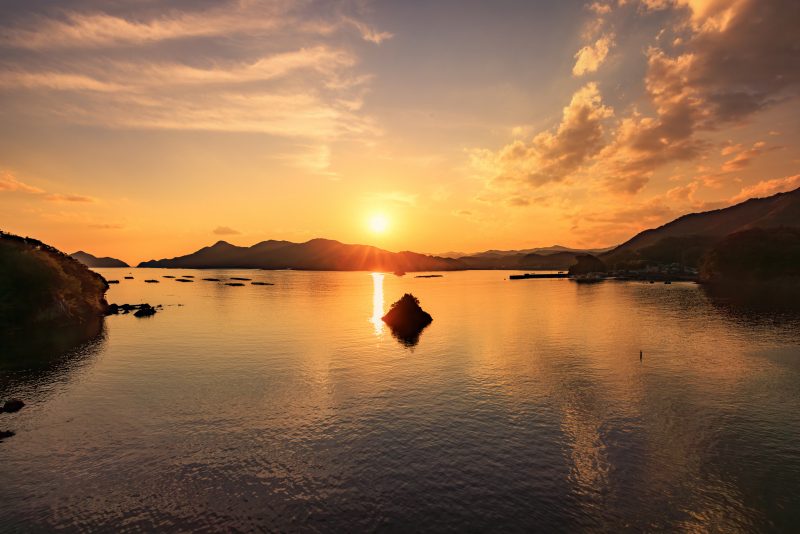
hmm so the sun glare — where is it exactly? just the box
[368,213,389,234]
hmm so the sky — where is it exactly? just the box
[0,0,798,264]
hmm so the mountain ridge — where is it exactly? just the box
[71,250,129,268]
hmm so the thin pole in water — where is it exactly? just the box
[640,350,643,361]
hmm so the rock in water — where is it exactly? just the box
[1,399,24,413]
[133,304,157,317]
[382,293,433,346]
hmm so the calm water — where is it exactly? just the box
[2,270,800,532]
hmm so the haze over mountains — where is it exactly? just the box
[129,187,800,272]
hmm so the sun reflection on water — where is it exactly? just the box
[370,272,385,335]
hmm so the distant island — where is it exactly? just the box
[138,238,609,272]
[0,232,109,330]
[71,250,129,268]
[138,238,464,271]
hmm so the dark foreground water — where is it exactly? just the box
[2,270,800,532]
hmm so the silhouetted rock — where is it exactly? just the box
[0,430,14,441]
[1,399,24,413]
[109,303,159,317]
[382,293,433,346]
[568,254,607,275]
[134,304,156,317]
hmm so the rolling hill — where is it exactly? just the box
[603,187,800,268]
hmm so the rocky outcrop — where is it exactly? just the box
[382,293,433,346]
[0,231,109,329]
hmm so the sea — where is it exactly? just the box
[1,269,799,531]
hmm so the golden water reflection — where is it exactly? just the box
[370,272,384,335]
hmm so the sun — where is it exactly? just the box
[368,213,390,234]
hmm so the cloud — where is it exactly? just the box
[0,3,391,50]
[0,171,93,202]
[507,196,530,207]
[588,2,613,15]
[643,0,800,126]
[44,193,95,203]
[471,83,613,188]
[720,141,779,172]
[89,223,124,229]
[573,35,614,76]
[666,181,698,202]
[213,226,241,236]
[344,17,394,44]
[530,0,797,197]
[0,2,388,137]
[729,174,800,204]
[0,171,45,194]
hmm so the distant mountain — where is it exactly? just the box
[71,250,129,268]
[435,245,613,260]
[456,251,581,270]
[603,187,800,269]
[138,238,463,271]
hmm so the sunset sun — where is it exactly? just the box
[368,213,389,234]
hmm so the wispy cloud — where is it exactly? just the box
[213,226,241,236]
[0,1,390,138]
[44,193,95,203]
[0,170,94,202]
[0,171,45,194]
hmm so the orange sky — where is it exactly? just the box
[0,0,798,264]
